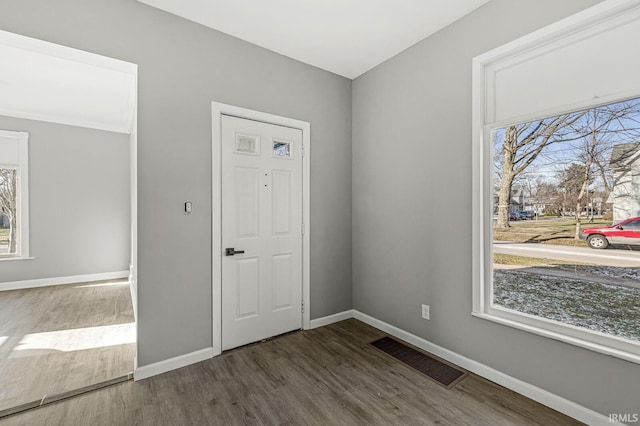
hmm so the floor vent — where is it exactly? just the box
[371,336,466,388]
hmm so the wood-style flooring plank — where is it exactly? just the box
[0,280,135,413]
[0,319,582,426]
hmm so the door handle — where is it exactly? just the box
[225,248,245,256]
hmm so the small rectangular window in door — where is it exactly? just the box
[273,141,291,158]
[235,133,259,155]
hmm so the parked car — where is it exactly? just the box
[519,210,535,220]
[509,212,520,221]
[580,217,640,249]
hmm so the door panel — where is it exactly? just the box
[272,253,293,311]
[609,228,625,244]
[272,170,292,235]
[235,257,259,319]
[235,166,260,238]
[221,115,302,351]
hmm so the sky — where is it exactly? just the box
[493,97,640,191]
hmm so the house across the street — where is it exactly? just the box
[608,141,640,222]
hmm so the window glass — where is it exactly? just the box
[273,141,291,158]
[0,129,28,259]
[235,134,259,154]
[622,220,640,230]
[0,168,18,255]
[492,97,640,343]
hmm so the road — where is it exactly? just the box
[493,242,640,267]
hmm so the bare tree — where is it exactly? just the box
[570,101,640,238]
[495,113,584,228]
[0,168,17,253]
[534,179,561,216]
[557,163,585,211]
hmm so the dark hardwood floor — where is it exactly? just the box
[0,279,135,414]
[0,318,581,425]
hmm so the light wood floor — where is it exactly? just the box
[0,279,135,413]
[1,319,581,426]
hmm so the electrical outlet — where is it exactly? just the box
[421,304,430,320]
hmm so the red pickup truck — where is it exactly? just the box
[580,217,640,249]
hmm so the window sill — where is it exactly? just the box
[472,310,640,365]
[0,256,35,263]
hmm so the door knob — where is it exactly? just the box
[225,248,245,256]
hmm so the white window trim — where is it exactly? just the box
[472,0,640,364]
[0,129,30,260]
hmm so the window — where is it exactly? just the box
[0,130,29,259]
[491,98,640,343]
[235,133,259,155]
[473,1,640,364]
[273,141,291,158]
[622,220,640,230]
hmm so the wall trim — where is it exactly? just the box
[0,270,130,292]
[309,309,354,329]
[134,347,214,381]
[351,310,617,426]
[128,264,138,322]
[129,82,138,371]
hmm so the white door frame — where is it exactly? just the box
[211,102,311,356]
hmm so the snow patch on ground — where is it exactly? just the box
[494,270,640,341]
[556,264,640,281]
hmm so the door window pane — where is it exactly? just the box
[273,141,291,158]
[235,134,259,154]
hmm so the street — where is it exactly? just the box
[493,241,640,267]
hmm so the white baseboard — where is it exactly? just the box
[309,309,354,329]
[351,310,616,426]
[134,347,214,381]
[0,270,130,292]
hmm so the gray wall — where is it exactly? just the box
[0,0,352,365]
[352,0,639,417]
[0,116,130,282]
[5,0,629,418]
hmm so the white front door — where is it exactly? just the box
[221,115,303,351]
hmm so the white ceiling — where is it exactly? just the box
[0,30,137,134]
[137,0,490,79]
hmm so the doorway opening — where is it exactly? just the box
[0,30,138,415]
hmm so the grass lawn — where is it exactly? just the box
[494,270,640,341]
[494,253,640,282]
[0,227,8,246]
[493,253,590,267]
[494,249,640,342]
[493,217,611,247]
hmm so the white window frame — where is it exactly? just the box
[472,0,640,364]
[0,129,30,260]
